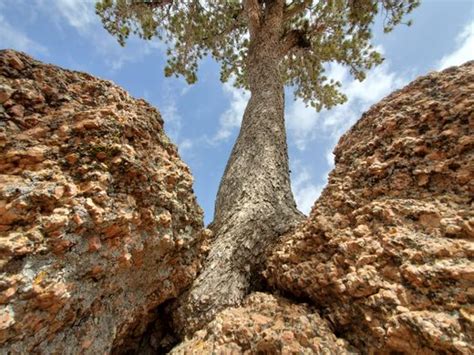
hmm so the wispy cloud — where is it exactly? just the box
[177,138,194,155]
[0,14,47,54]
[161,101,183,142]
[287,57,407,152]
[211,81,250,143]
[51,0,96,32]
[161,102,197,155]
[157,80,198,155]
[289,19,474,213]
[287,49,408,214]
[33,0,163,71]
[438,21,474,70]
[291,161,325,215]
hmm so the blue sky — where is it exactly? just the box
[1,0,473,224]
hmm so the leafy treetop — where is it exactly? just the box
[96,0,419,110]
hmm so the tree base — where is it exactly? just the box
[170,203,303,337]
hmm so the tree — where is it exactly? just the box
[96,0,419,337]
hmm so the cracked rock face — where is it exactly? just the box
[266,62,474,353]
[0,50,209,354]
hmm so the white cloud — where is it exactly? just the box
[287,57,406,152]
[162,103,196,155]
[161,101,182,142]
[287,50,407,214]
[178,138,194,152]
[0,14,47,54]
[438,21,474,70]
[291,162,325,215]
[286,98,321,150]
[325,149,335,168]
[211,81,250,142]
[288,21,474,213]
[30,0,164,71]
[51,0,95,32]
[324,63,406,138]
[159,92,196,156]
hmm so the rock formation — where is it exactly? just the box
[172,292,354,354]
[0,50,209,354]
[265,61,474,353]
[1,50,472,354]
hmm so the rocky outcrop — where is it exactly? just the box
[171,292,354,354]
[0,50,209,353]
[1,52,472,354]
[265,62,474,353]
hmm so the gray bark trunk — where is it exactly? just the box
[170,1,303,337]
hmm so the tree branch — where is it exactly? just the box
[244,0,262,38]
[264,0,285,22]
[280,29,310,56]
[131,0,173,8]
[202,10,245,44]
[283,0,312,22]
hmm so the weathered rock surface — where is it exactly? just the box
[0,50,209,354]
[266,62,474,353]
[171,292,354,354]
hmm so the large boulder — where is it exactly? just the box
[0,50,209,353]
[266,62,474,353]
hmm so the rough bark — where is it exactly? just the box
[171,0,303,337]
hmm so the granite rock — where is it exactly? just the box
[0,50,209,354]
[265,62,474,353]
[170,292,355,354]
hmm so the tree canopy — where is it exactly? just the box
[96,0,419,110]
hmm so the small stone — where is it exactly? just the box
[0,306,15,330]
[82,339,93,349]
[281,330,295,343]
[0,85,14,104]
[119,252,132,267]
[368,160,388,176]
[75,119,99,131]
[8,53,24,70]
[9,104,25,118]
[419,213,440,229]
[426,150,446,161]
[43,213,69,232]
[54,186,65,199]
[52,238,73,254]
[158,211,172,228]
[103,224,123,239]
[0,287,16,304]
[251,314,271,325]
[88,236,102,252]
[72,213,84,226]
[175,239,185,248]
[89,266,103,277]
[96,151,107,161]
[92,190,108,205]
[354,224,370,237]
[65,153,79,165]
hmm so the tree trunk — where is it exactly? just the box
[171,1,303,337]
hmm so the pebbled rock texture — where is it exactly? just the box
[0,50,209,354]
[266,62,474,353]
[170,292,354,354]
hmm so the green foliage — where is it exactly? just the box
[96,0,419,110]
